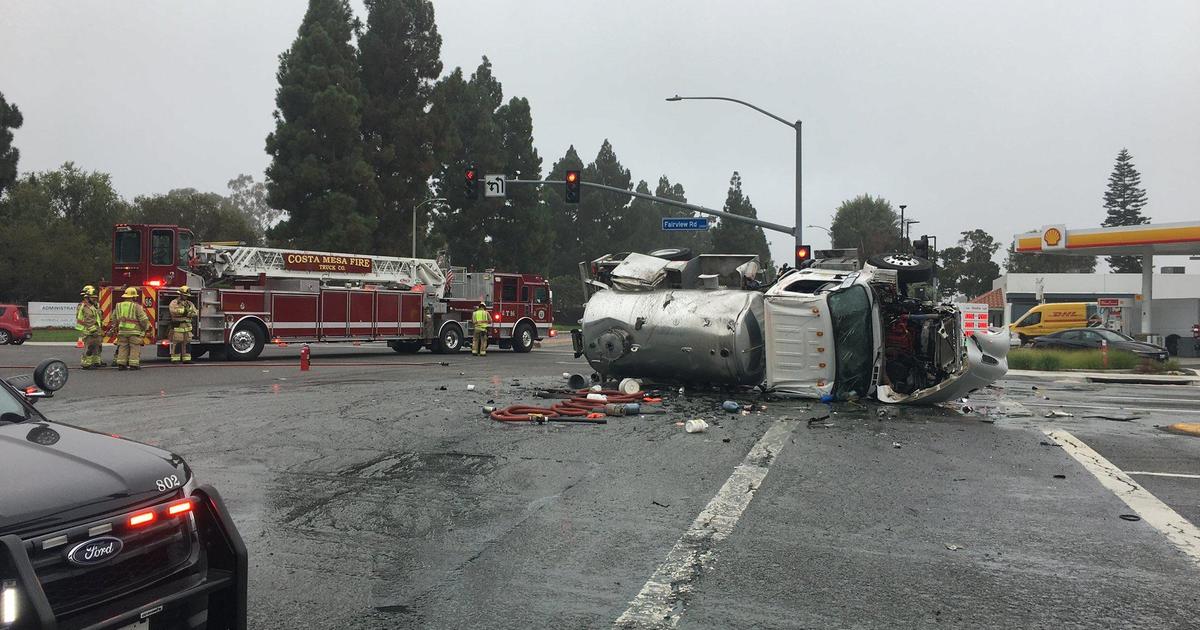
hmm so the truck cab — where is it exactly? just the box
[111,224,194,290]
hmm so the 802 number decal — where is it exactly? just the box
[156,474,181,492]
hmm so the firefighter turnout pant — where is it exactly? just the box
[170,329,192,363]
[472,329,488,356]
[116,333,144,368]
[81,335,103,368]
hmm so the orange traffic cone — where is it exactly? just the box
[76,338,84,349]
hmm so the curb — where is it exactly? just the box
[1006,369,1199,386]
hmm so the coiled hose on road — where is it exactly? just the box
[489,389,652,424]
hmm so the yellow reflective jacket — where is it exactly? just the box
[75,301,102,336]
[472,308,490,332]
[169,298,198,333]
[115,300,150,336]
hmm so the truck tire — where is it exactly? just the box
[226,323,265,361]
[512,322,535,353]
[647,247,693,261]
[434,323,463,354]
[866,253,935,283]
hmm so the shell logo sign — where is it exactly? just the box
[1042,225,1066,250]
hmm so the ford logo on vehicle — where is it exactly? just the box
[66,536,124,566]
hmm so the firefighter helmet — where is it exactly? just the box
[479,302,487,308]
[179,285,191,296]
[80,285,97,297]
[122,287,140,299]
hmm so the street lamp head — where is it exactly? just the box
[665,95,682,102]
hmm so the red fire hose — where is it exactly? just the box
[489,389,651,424]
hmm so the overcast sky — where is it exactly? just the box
[3,0,1198,270]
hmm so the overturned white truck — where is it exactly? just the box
[571,249,1008,404]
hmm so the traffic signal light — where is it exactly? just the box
[464,166,478,201]
[564,170,581,204]
[912,236,930,259]
[795,244,812,268]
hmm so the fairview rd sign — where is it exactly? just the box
[661,217,710,231]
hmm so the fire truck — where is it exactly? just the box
[100,224,555,360]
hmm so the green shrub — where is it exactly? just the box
[1009,348,1138,371]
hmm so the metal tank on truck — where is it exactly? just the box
[574,251,768,385]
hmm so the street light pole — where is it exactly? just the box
[412,197,446,258]
[666,95,803,249]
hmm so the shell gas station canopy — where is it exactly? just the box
[1012,221,1200,335]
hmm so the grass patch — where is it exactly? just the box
[1009,348,1140,371]
[553,323,577,332]
[30,327,81,342]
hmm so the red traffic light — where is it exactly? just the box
[565,171,578,183]
[795,245,812,267]
[465,169,476,181]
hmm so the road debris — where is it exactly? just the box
[1165,423,1200,437]
[618,378,642,395]
[466,384,475,391]
[1053,474,1066,479]
[1044,409,1074,418]
[1119,514,1142,522]
[684,419,709,433]
[1084,412,1140,422]
[892,441,903,449]
[944,543,963,551]
[721,400,740,413]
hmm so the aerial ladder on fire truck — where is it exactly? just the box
[187,244,451,297]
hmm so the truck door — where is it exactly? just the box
[148,227,177,286]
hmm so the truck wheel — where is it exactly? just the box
[512,323,535,353]
[866,253,935,283]
[434,324,463,354]
[226,323,265,361]
[0,329,10,344]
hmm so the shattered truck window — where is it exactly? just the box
[827,285,873,399]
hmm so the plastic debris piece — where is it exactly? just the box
[590,384,602,392]
[945,543,962,551]
[892,441,902,449]
[1044,410,1074,418]
[482,406,496,413]
[1119,514,1141,522]
[721,400,740,413]
[586,393,608,402]
[466,384,476,391]
[618,378,642,395]
[684,419,709,433]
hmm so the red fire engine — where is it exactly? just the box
[101,224,555,360]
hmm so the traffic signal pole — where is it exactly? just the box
[505,178,796,237]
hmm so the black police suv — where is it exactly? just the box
[1,360,246,629]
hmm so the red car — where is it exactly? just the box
[0,303,32,345]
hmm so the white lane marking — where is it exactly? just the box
[1127,471,1200,480]
[616,420,795,628]
[1045,430,1200,567]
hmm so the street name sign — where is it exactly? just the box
[661,217,710,231]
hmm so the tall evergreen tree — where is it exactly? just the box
[0,91,22,197]
[429,59,505,267]
[265,0,376,252]
[490,96,548,272]
[615,180,661,254]
[359,0,442,255]
[1101,148,1150,273]
[544,145,585,277]
[936,229,1000,299]
[709,172,773,268]
[581,139,632,254]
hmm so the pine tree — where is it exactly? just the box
[359,0,442,255]
[0,91,22,197]
[1101,148,1150,273]
[265,0,376,252]
[582,139,632,253]
[490,96,549,272]
[616,180,661,254]
[429,59,505,268]
[830,194,901,259]
[709,172,774,268]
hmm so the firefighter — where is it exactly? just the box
[75,285,104,369]
[471,301,490,356]
[168,286,199,363]
[112,287,150,370]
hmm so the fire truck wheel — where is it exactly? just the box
[434,324,463,354]
[227,323,265,361]
[391,340,423,354]
[512,323,535,353]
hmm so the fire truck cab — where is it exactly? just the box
[102,224,554,360]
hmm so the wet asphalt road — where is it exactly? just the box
[3,342,1200,628]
